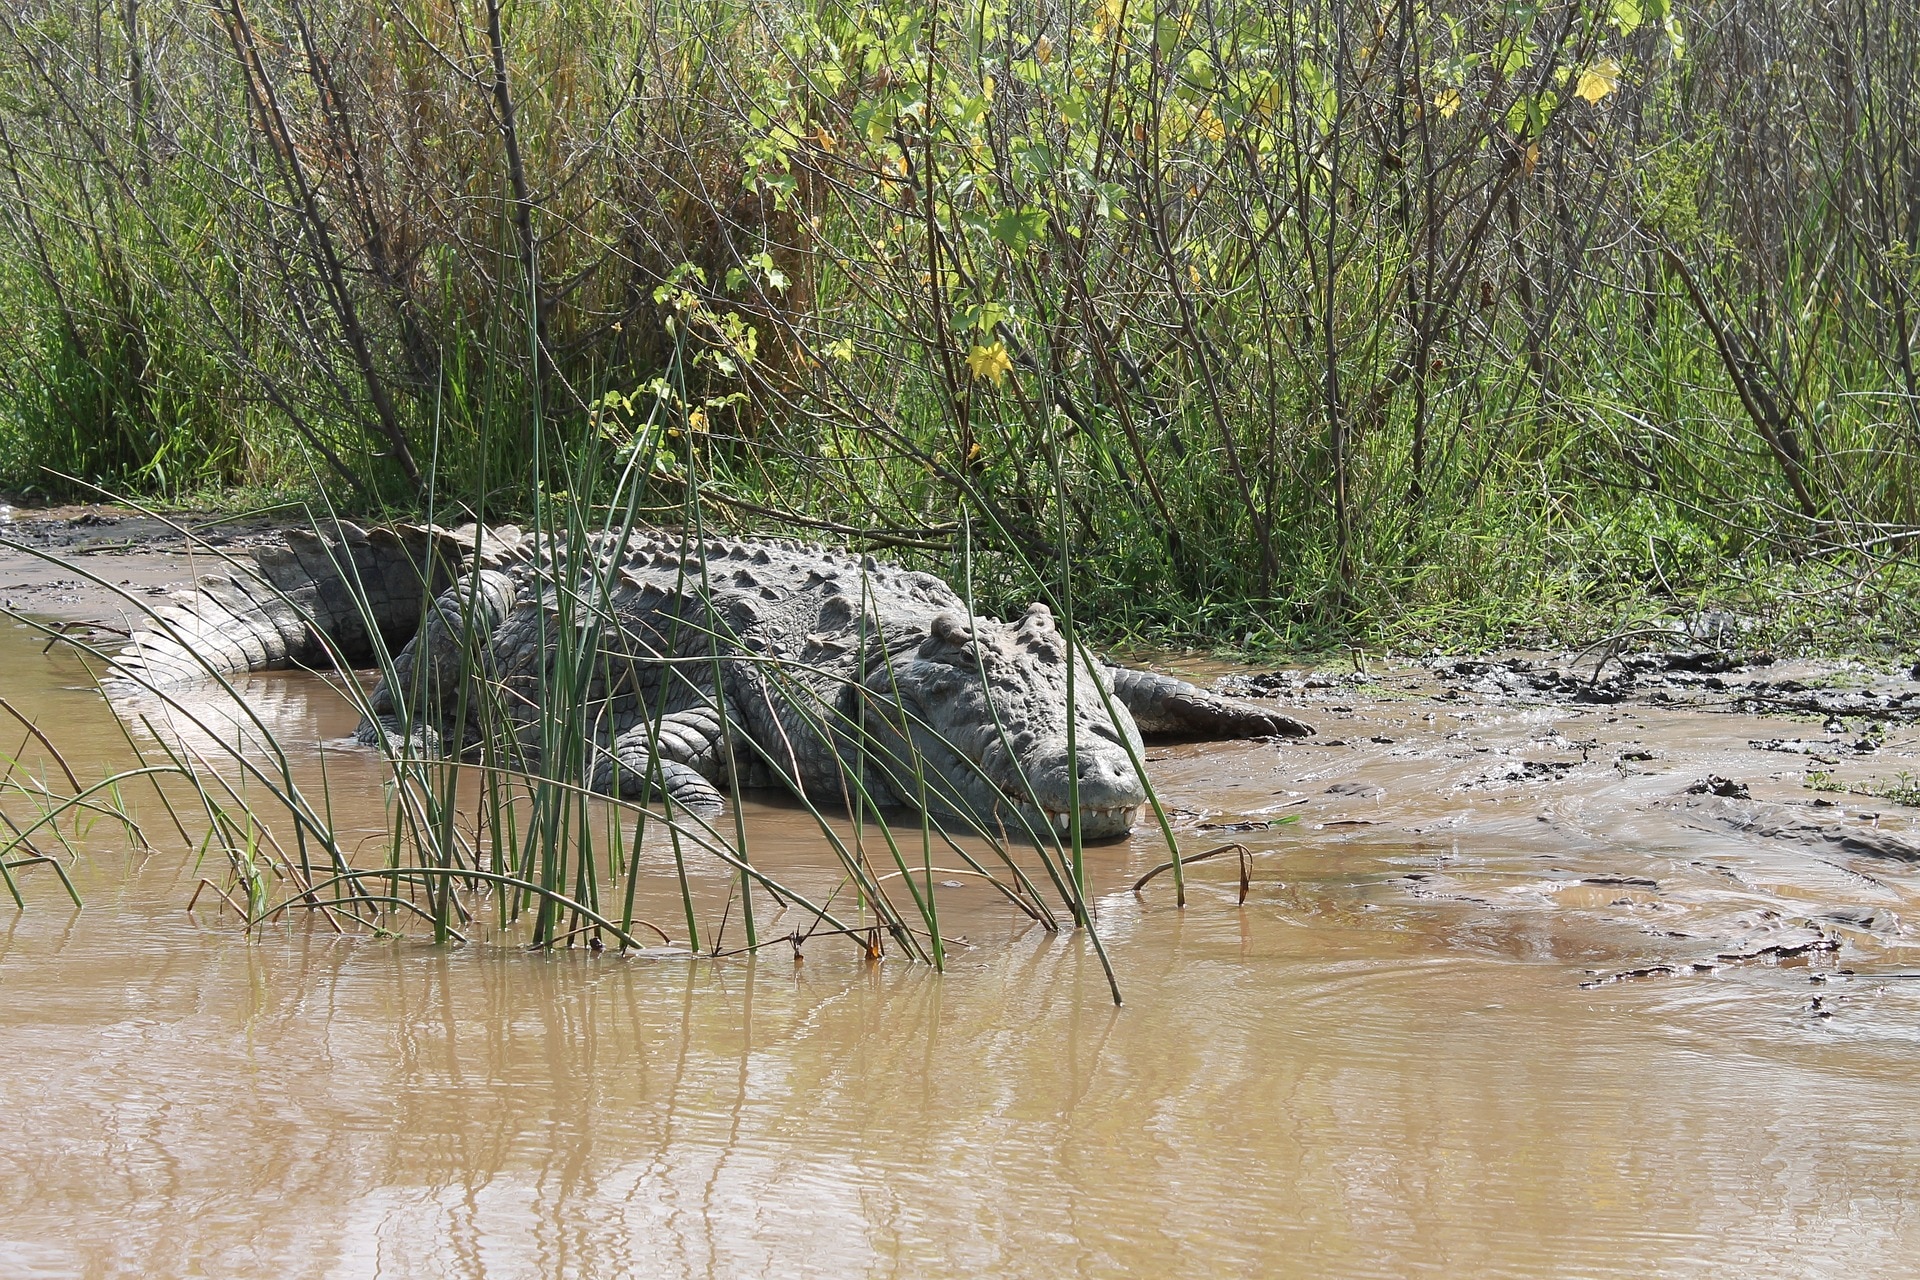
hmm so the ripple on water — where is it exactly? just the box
[5,624,1920,1276]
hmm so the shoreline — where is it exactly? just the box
[5,500,1920,976]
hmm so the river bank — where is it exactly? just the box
[6,500,1920,979]
[7,503,1920,1276]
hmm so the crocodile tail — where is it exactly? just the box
[113,521,467,685]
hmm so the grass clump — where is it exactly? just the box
[2,396,1175,1003]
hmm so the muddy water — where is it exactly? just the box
[5,621,1920,1278]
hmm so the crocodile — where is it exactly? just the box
[114,522,1312,839]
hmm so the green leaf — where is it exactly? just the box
[1505,90,1558,137]
[955,300,1014,333]
[1183,49,1217,90]
[989,207,1049,255]
[1021,142,1058,176]
[759,172,798,208]
[1494,37,1531,78]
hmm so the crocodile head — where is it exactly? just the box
[856,603,1148,840]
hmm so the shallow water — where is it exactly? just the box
[5,620,1920,1278]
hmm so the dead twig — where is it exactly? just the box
[1133,842,1255,904]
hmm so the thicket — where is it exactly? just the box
[2,0,1918,647]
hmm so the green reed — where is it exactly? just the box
[1,377,1173,996]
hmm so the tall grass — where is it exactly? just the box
[2,0,1918,646]
[0,382,1150,998]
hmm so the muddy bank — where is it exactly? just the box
[10,506,1920,1277]
[0,502,297,625]
[1186,648,1920,986]
[7,503,1920,987]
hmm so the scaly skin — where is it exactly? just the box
[116,524,1312,838]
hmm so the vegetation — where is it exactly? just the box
[3,0,1919,650]
[2,460,1181,997]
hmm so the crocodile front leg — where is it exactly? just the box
[1104,666,1314,740]
[593,705,732,812]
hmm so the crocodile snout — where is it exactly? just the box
[1022,736,1147,839]
[1075,740,1146,808]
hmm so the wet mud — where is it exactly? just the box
[6,505,1920,1276]
[1194,647,1920,988]
[0,503,294,623]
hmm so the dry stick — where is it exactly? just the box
[482,0,565,417]
[871,866,995,885]
[285,0,437,385]
[549,916,676,948]
[690,489,955,550]
[217,0,422,490]
[187,877,248,918]
[1133,842,1254,905]
[1572,625,1715,683]
[1138,68,1276,595]
[1657,240,1819,521]
[41,621,128,654]
[923,17,960,420]
[1322,0,1352,602]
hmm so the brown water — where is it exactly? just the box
[6,619,1920,1278]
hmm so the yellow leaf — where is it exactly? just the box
[688,408,709,433]
[1434,88,1461,119]
[966,341,1013,387]
[1034,34,1053,65]
[1575,58,1621,104]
